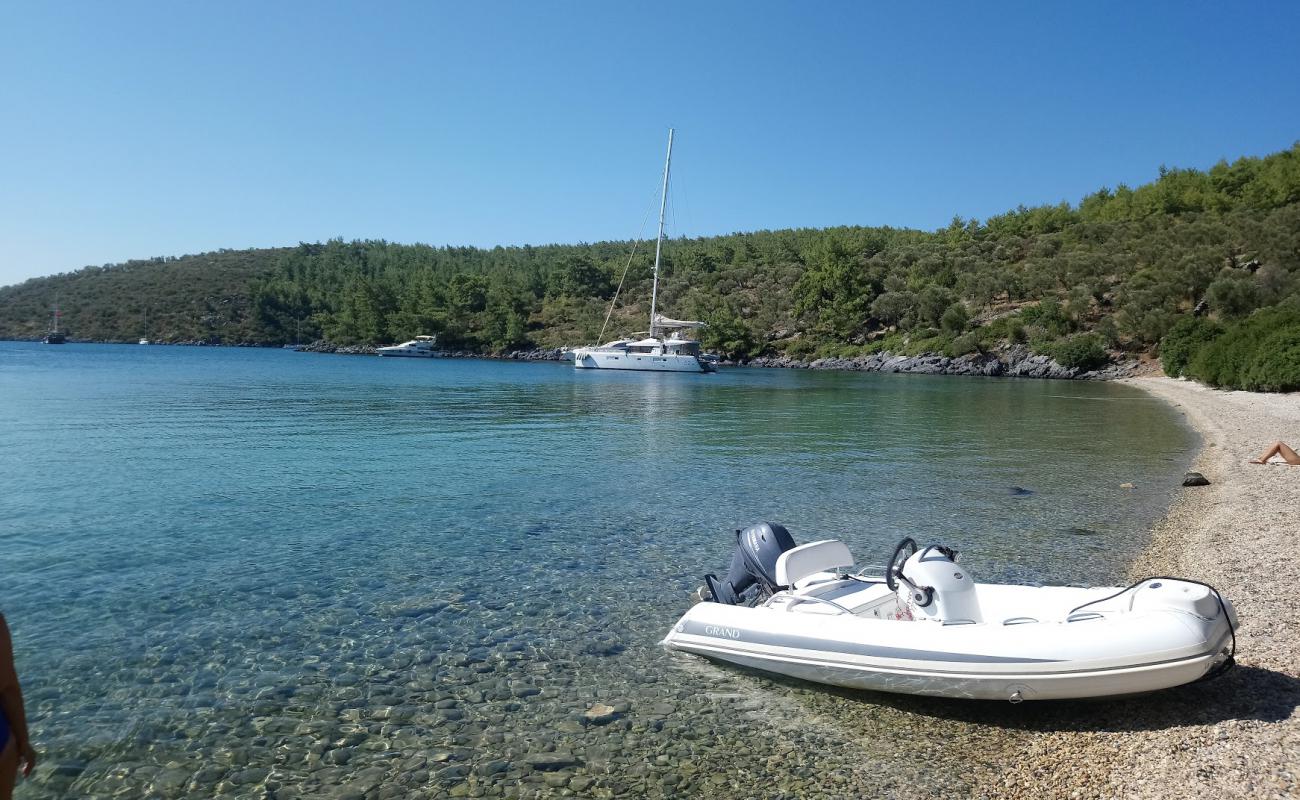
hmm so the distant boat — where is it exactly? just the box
[43,299,66,344]
[377,335,440,358]
[138,338,151,345]
[572,129,714,373]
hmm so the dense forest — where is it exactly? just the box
[3,143,1299,388]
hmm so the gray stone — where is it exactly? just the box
[583,703,621,725]
[478,760,510,777]
[1183,471,1211,486]
[525,752,582,771]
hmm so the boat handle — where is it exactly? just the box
[781,595,853,615]
[1067,612,1105,623]
[895,573,935,607]
[1003,617,1038,626]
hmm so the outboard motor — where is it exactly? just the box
[703,522,797,605]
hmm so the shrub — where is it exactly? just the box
[1240,329,1300,392]
[1188,307,1300,389]
[1045,333,1108,371]
[940,303,970,334]
[947,331,985,356]
[1020,300,1074,337]
[782,338,816,359]
[1204,273,1265,319]
[1159,317,1223,377]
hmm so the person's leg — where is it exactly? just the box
[1251,442,1285,463]
[1278,442,1300,465]
[0,735,16,800]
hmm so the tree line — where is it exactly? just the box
[2,143,1298,387]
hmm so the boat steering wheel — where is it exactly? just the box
[886,537,934,607]
[885,537,918,592]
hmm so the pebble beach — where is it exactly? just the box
[975,376,1300,799]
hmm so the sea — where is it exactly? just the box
[0,342,1196,799]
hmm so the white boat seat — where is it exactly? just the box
[776,540,854,589]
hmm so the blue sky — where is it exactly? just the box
[1,1,1298,286]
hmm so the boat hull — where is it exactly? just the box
[663,585,1235,701]
[573,350,709,372]
[376,350,437,358]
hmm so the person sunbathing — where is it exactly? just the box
[1250,441,1300,465]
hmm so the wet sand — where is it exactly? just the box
[976,377,1300,798]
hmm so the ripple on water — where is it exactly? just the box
[0,344,1196,798]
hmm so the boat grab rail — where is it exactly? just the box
[765,593,853,616]
[1066,612,1106,622]
[850,565,889,579]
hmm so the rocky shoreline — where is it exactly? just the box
[298,341,1140,382]
[744,344,1139,381]
[24,338,1140,382]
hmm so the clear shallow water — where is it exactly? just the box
[0,343,1195,798]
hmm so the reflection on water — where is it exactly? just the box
[0,343,1195,798]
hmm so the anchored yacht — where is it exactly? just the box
[573,316,712,372]
[43,299,66,344]
[377,335,440,358]
[572,129,714,374]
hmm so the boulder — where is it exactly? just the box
[1182,472,1211,487]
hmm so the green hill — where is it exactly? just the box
[3,143,1299,387]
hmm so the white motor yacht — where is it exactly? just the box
[572,129,714,374]
[663,523,1237,702]
[377,335,440,358]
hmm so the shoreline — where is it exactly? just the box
[9,338,1145,383]
[982,376,1300,798]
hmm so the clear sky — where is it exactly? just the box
[2,1,1298,287]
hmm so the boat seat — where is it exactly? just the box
[776,540,854,589]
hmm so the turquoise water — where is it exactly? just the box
[1,343,1195,798]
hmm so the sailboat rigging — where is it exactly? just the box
[572,129,714,373]
[43,297,66,344]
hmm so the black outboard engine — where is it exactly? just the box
[703,522,797,605]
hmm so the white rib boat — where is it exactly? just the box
[662,524,1237,702]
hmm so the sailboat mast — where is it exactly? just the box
[648,128,673,339]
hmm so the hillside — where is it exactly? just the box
[3,143,1299,387]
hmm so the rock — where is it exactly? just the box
[435,764,470,784]
[584,703,621,725]
[477,760,510,777]
[525,752,582,771]
[1120,482,1136,490]
[569,776,594,792]
[1182,471,1211,486]
[229,767,270,785]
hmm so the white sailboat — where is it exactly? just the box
[573,129,714,373]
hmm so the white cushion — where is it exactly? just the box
[776,540,854,588]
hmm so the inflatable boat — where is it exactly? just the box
[662,523,1237,701]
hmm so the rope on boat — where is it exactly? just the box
[1067,576,1238,682]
